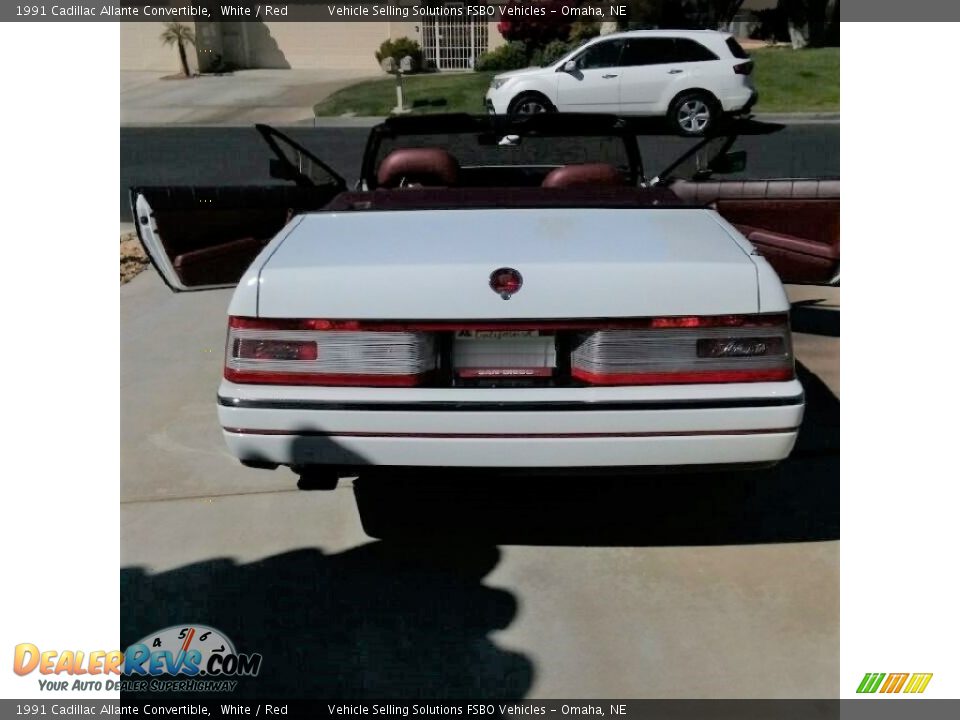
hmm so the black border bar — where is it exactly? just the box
[217,393,805,412]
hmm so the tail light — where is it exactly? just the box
[225,314,793,387]
[225,317,436,386]
[734,61,754,75]
[570,314,793,386]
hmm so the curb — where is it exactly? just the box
[752,112,840,124]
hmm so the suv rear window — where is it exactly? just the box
[621,38,675,66]
[622,37,718,66]
[673,38,719,62]
[725,37,750,59]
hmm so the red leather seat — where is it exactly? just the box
[377,148,459,188]
[542,163,624,189]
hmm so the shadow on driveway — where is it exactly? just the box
[121,543,531,699]
[352,363,838,546]
[121,360,837,699]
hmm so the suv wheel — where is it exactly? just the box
[669,92,717,136]
[508,92,555,116]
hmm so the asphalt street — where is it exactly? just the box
[120,123,839,221]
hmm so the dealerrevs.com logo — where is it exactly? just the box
[13,624,262,693]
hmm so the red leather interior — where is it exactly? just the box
[670,178,840,203]
[542,163,624,188]
[173,236,267,286]
[376,148,460,188]
[671,179,840,284]
[140,185,335,288]
[734,224,838,284]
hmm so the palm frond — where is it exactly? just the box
[159,22,195,47]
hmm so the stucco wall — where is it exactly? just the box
[256,22,389,70]
[121,21,504,72]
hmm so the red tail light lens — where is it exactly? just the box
[734,61,754,75]
[225,317,436,386]
[570,314,793,386]
[233,339,318,361]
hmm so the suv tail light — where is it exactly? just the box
[570,314,793,385]
[225,317,436,386]
[734,61,754,75]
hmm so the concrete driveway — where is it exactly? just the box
[121,69,377,126]
[121,268,838,698]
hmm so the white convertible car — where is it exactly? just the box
[135,115,839,486]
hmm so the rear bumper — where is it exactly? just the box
[218,380,804,469]
[724,87,758,114]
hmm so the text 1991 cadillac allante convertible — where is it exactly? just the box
[134,114,839,486]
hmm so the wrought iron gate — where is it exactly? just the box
[422,18,489,70]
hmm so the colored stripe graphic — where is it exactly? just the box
[857,672,933,694]
[880,673,909,693]
[857,673,885,693]
[903,674,933,694]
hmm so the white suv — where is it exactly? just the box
[485,30,757,136]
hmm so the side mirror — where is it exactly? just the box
[269,158,297,181]
[710,150,747,175]
[560,60,577,73]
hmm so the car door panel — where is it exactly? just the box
[670,178,840,284]
[556,69,621,110]
[617,37,677,113]
[133,185,336,291]
[721,198,839,284]
[618,65,675,112]
[133,124,345,291]
[556,38,624,111]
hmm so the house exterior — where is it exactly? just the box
[120,19,505,74]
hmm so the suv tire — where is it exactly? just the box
[669,91,719,137]
[508,92,556,116]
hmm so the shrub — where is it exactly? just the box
[569,20,601,44]
[375,37,423,73]
[497,0,575,47]
[532,39,574,67]
[475,41,530,72]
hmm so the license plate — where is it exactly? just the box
[453,331,556,378]
[455,330,543,340]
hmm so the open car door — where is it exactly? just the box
[133,125,346,291]
[655,130,840,285]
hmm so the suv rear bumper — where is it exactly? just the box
[726,88,758,114]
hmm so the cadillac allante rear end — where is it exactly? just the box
[215,208,804,475]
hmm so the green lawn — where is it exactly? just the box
[750,47,839,112]
[314,47,839,117]
[315,72,495,117]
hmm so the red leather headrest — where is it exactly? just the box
[377,148,459,188]
[542,163,623,189]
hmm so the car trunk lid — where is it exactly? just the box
[255,208,759,319]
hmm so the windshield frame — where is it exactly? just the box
[360,113,643,188]
[358,114,785,189]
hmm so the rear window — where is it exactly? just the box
[374,133,631,171]
[621,38,677,66]
[673,38,719,62]
[725,37,750,59]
